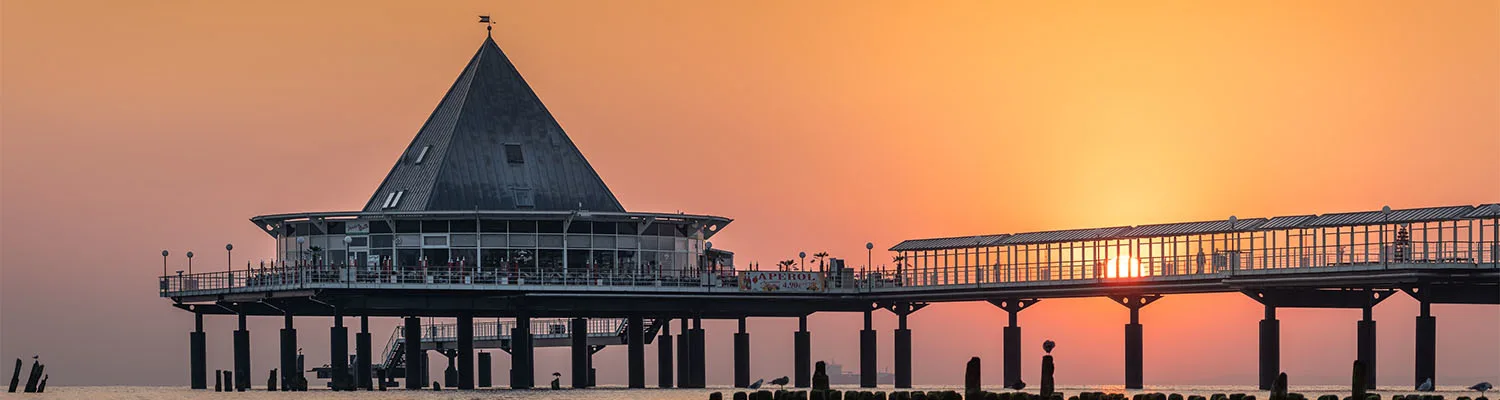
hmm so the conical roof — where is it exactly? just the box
[363,35,625,212]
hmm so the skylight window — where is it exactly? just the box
[512,188,535,208]
[414,145,431,165]
[505,144,524,164]
[382,190,405,209]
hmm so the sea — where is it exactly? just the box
[10,385,1486,400]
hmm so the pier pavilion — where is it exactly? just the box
[160,32,1500,392]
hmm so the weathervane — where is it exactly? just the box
[478,15,494,36]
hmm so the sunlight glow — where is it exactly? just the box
[1105,255,1142,278]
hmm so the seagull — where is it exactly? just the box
[748,378,764,390]
[1417,378,1434,392]
[769,376,789,390]
[1011,380,1027,390]
[1469,382,1492,396]
[1043,340,1056,354]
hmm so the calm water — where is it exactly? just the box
[12,385,1485,400]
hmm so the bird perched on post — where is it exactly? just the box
[1469,382,1492,396]
[769,376,789,390]
[1043,340,1056,354]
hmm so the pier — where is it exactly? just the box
[157,31,1500,391]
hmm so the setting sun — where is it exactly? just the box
[1106,255,1143,278]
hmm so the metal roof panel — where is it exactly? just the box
[1120,218,1268,238]
[890,234,1008,251]
[996,227,1131,245]
[1303,205,1474,227]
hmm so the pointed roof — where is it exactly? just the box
[363,35,625,213]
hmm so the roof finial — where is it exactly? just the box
[478,15,494,37]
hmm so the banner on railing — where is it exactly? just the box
[739,271,825,292]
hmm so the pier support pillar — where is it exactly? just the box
[690,317,706,388]
[677,319,690,387]
[894,316,912,389]
[860,309,877,388]
[356,316,372,390]
[281,312,298,391]
[658,319,674,388]
[403,317,421,390]
[478,352,491,388]
[1415,301,1435,390]
[234,313,250,391]
[628,316,646,388]
[988,298,1038,389]
[734,318,750,388]
[510,316,533,389]
[1358,306,1377,390]
[883,301,924,389]
[457,314,474,390]
[190,311,207,390]
[1111,294,1161,390]
[572,318,589,388]
[795,315,811,388]
[1259,305,1279,390]
[330,311,349,390]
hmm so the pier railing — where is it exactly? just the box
[160,229,1497,297]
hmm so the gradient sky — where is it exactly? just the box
[2,0,1498,388]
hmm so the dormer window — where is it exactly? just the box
[413,145,431,165]
[382,190,405,209]
[505,144,524,164]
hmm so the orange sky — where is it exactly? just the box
[2,0,1497,387]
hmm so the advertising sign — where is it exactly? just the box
[346,220,371,235]
[739,271,825,292]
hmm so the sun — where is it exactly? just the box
[1105,255,1142,278]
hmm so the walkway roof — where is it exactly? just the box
[890,203,1495,252]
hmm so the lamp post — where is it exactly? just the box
[705,241,715,274]
[799,251,806,272]
[343,236,354,267]
[865,242,874,273]
[162,250,169,277]
[226,244,234,273]
[186,251,195,274]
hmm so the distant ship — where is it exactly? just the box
[825,362,894,385]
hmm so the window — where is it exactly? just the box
[413,145,431,165]
[513,188,535,208]
[504,144,524,164]
[382,190,405,209]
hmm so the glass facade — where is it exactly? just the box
[273,218,705,275]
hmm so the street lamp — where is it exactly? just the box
[186,251,195,274]
[799,251,807,272]
[343,236,354,267]
[226,244,234,273]
[865,242,874,272]
[161,250,169,277]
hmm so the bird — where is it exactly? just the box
[1417,378,1434,392]
[748,378,764,390]
[1043,340,1056,354]
[1010,380,1027,390]
[1469,382,1492,396]
[769,376,790,390]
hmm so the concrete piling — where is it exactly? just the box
[356,315,372,390]
[795,316,812,388]
[964,357,981,397]
[35,375,46,393]
[659,319,674,388]
[214,369,222,391]
[1042,354,1055,397]
[267,368,277,391]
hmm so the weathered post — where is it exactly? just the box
[8,358,20,392]
[1042,354,1056,397]
[215,369,223,392]
[22,360,41,393]
[965,357,981,398]
[267,368,277,391]
[1353,360,1368,400]
[35,375,46,393]
[1270,372,1288,400]
[813,361,830,391]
